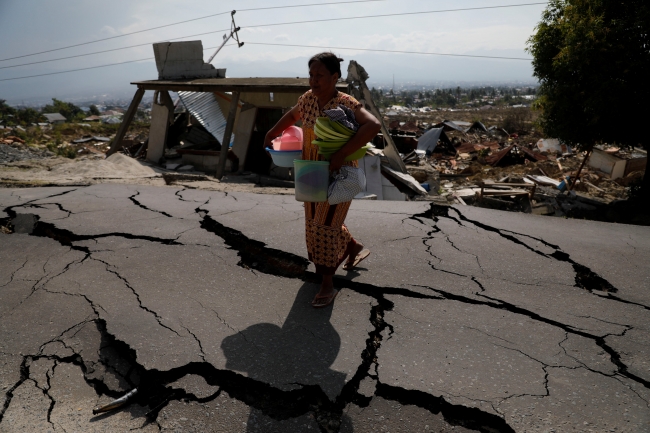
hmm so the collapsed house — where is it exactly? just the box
[379,104,646,217]
[107,41,425,201]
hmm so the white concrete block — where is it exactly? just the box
[382,184,407,201]
[153,41,226,80]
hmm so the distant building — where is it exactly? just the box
[100,110,123,117]
[43,113,67,124]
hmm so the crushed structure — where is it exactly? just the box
[106,45,425,200]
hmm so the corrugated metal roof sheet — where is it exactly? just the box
[43,113,67,122]
[178,91,235,147]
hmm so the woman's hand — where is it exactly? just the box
[263,133,274,151]
[264,106,301,150]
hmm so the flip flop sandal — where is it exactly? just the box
[312,290,338,308]
[343,249,370,270]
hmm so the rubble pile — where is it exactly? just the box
[0,123,151,162]
[392,114,647,219]
[0,136,53,163]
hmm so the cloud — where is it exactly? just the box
[100,25,118,35]
[274,34,290,42]
[356,26,533,54]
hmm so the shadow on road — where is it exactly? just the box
[222,281,351,431]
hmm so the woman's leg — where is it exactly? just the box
[310,273,337,307]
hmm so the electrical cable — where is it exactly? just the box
[1,1,546,70]
[0,2,546,81]
[0,0,389,62]
[0,58,155,82]
[0,38,535,83]
[245,42,533,60]
[0,44,243,82]
[242,2,547,30]
[0,29,230,71]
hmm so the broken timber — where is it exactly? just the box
[216,91,240,179]
[106,88,145,156]
[478,182,536,199]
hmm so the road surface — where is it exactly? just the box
[1,184,648,432]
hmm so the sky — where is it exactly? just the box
[0,0,548,104]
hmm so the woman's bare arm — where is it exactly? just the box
[263,105,301,149]
[328,107,381,171]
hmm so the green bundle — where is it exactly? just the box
[312,117,372,162]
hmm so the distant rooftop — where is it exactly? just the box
[43,113,67,122]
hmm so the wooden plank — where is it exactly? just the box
[357,80,407,173]
[480,183,536,189]
[132,78,347,94]
[360,155,383,200]
[216,91,240,179]
[231,106,257,174]
[147,90,173,164]
[106,87,145,156]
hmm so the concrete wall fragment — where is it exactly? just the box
[153,41,226,80]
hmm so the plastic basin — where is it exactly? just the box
[267,148,302,167]
[276,138,302,151]
[282,126,303,142]
[271,126,304,151]
[345,145,371,161]
[294,160,330,202]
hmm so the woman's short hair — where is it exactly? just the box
[308,52,344,79]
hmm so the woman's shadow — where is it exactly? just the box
[221,282,353,432]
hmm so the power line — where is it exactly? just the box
[0,58,155,82]
[1,2,546,70]
[0,29,230,71]
[243,2,548,30]
[0,38,534,83]
[0,0,388,62]
[0,2,546,81]
[245,42,533,60]
[0,44,239,82]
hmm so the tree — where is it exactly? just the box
[527,0,650,197]
[42,98,84,122]
[0,99,16,117]
[15,107,43,125]
[89,104,100,116]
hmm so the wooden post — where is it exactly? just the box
[106,87,145,156]
[348,61,406,173]
[147,90,173,164]
[216,91,240,179]
[569,149,592,191]
[231,105,257,174]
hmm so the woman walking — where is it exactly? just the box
[264,52,381,308]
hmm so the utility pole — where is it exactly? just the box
[207,10,244,64]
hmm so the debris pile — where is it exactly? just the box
[0,134,53,163]
[392,115,647,219]
[0,122,149,161]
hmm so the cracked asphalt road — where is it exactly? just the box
[1,184,649,432]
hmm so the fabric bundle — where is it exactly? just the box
[323,105,359,132]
